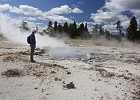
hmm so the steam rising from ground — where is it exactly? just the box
[0,13,65,47]
[1,12,139,58]
[0,12,78,58]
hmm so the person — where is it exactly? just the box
[30,29,36,62]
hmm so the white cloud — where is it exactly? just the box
[49,5,72,14]
[0,4,74,23]
[90,0,140,33]
[10,6,21,13]
[103,24,117,32]
[19,5,43,16]
[72,8,83,13]
[77,2,85,5]
[0,4,12,11]
[90,10,120,23]
[19,5,38,12]
[27,17,36,21]
[72,4,78,8]
[0,4,83,24]
[131,10,140,17]
[36,23,43,25]
[70,16,74,18]
[48,5,83,14]
[103,0,140,18]
[45,15,72,23]
[104,0,140,11]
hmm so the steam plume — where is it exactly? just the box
[0,12,78,58]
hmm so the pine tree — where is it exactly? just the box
[116,20,123,36]
[68,21,78,38]
[105,29,110,40]
[126,16,138,41]
[63,22,68,33]
[53,21,57,32]
[47,21,53,33]
[78,23,85,38]
[84,23,91,39]
[57,23,62,33]
[94,24,98,37]
[99,25,105,36]
[84,23,88,32]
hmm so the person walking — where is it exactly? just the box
[30,29,36,62]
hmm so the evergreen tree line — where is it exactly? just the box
[43,21,112,40]
[21,16,140,42]
[115,16,140,42]
[43,21,91,39]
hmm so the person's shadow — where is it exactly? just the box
[35,61,51,66]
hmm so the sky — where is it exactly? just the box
[0,0,140,34]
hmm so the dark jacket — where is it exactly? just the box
[30,33,36,45]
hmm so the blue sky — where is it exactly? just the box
[0,0,140,34]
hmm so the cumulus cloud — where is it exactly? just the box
[105,0,140,11]
[10,6,21,13]
[44,15,72,23]
[103,24,117,32]
[91,10,120,23]
[27,17,36,21]
[72,8,83,13]
[19,5,43,16]
[0,4,74,23]
[131,10,140,17]
[0,4,12,11]
[104,0,140,18]
[49,5,72,14]
[90,0,140,33]
[48,5,83,14]
[36,23,43,25]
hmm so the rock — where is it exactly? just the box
[34,87,38,89]
[62,82,75,89]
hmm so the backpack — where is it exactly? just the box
[27,35,31,44]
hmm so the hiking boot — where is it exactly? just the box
[31,60,36,63]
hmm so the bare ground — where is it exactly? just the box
[0,36,140,100]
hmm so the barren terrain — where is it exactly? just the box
[0,36,140,100]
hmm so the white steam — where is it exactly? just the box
[0,13,65,47]
[0,12,79,58]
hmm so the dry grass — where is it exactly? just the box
[23,62,71,78]
[94,64,103,67]
[1,69,23,77]
[3,55,16,62]
[51,71,56,74]
[64,39,138,48]
[2,52,30,62]
[0,54,6,56]
[54,77,61,81]
[64,39,96,46]
[64,39,113,46]
[123,75,130,80]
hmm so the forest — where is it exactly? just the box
[21,16,140,42]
